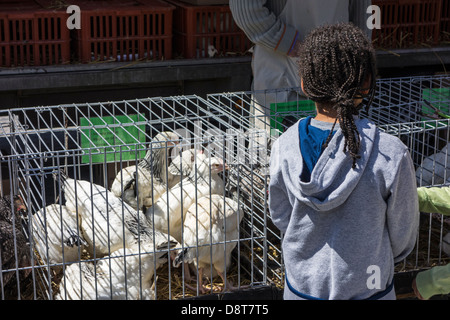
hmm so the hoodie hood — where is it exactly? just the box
[274,117,377,212]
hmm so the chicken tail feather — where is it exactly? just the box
[65,227,88,248]
[173,247,189,268]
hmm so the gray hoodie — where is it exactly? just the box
[269,118,419,300]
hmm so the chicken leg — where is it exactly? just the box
[184,267,210,294]
[218,270,250,292]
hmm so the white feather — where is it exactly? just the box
[416,142,450,186]
[174,194,244,277]
[60,174,167,257]
[111,131,181,210]
[110,165,153,211]
[55,240,173,300]
[32,204,86,268]
[208,45,218,58]
[146,149,227,242]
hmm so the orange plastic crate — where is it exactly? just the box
[0,0,70,67]
[71,0,174,63]
[166,0,251,59]
[176,0,229,5]
[372,0,442,48]
[441,0,449,41]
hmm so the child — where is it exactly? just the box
[412,186,450,300]
[269,23,419,300]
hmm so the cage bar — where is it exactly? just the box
[0,95,271,300]
[207,74,450,288]
[1,74,449,300]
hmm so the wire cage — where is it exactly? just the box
[207,73,450,288]
[0,96,272,300]
[1,74,449,300]
[379,119,450,274]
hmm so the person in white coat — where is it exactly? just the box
[229,0,372,132]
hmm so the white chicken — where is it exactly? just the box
[173,192,244,293]
[55,239,176,300]
[111,131,181,211]
[416,142,450,186]
[55,170,174,258]
[32,203,87,269]
[145,148,227,243]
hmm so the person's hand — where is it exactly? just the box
[412,278,425,300]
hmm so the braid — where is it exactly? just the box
[298,23,376,169]
[336,102,361,168]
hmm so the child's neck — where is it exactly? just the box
[314,98,362,123]
[314,102,338,123]
[314,113,338,123]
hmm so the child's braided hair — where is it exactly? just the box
[298,23,377,168]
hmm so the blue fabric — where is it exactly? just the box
[298,116,336,182]
[285,274,394,300]
[285,274,324,300]
[269,117,419,300]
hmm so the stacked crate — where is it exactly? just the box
[0,0,70,67]
[441,0,450,42]
[166,0,251,59]
[1,0,448,66]
[70,0,175,63]
[176,0,229,4]
[372,0,443,49]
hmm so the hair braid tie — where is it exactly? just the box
[334,92,355,109]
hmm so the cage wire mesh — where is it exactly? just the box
[1,74,449,300]
[0,95,274,300]
[208,73,450,279]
